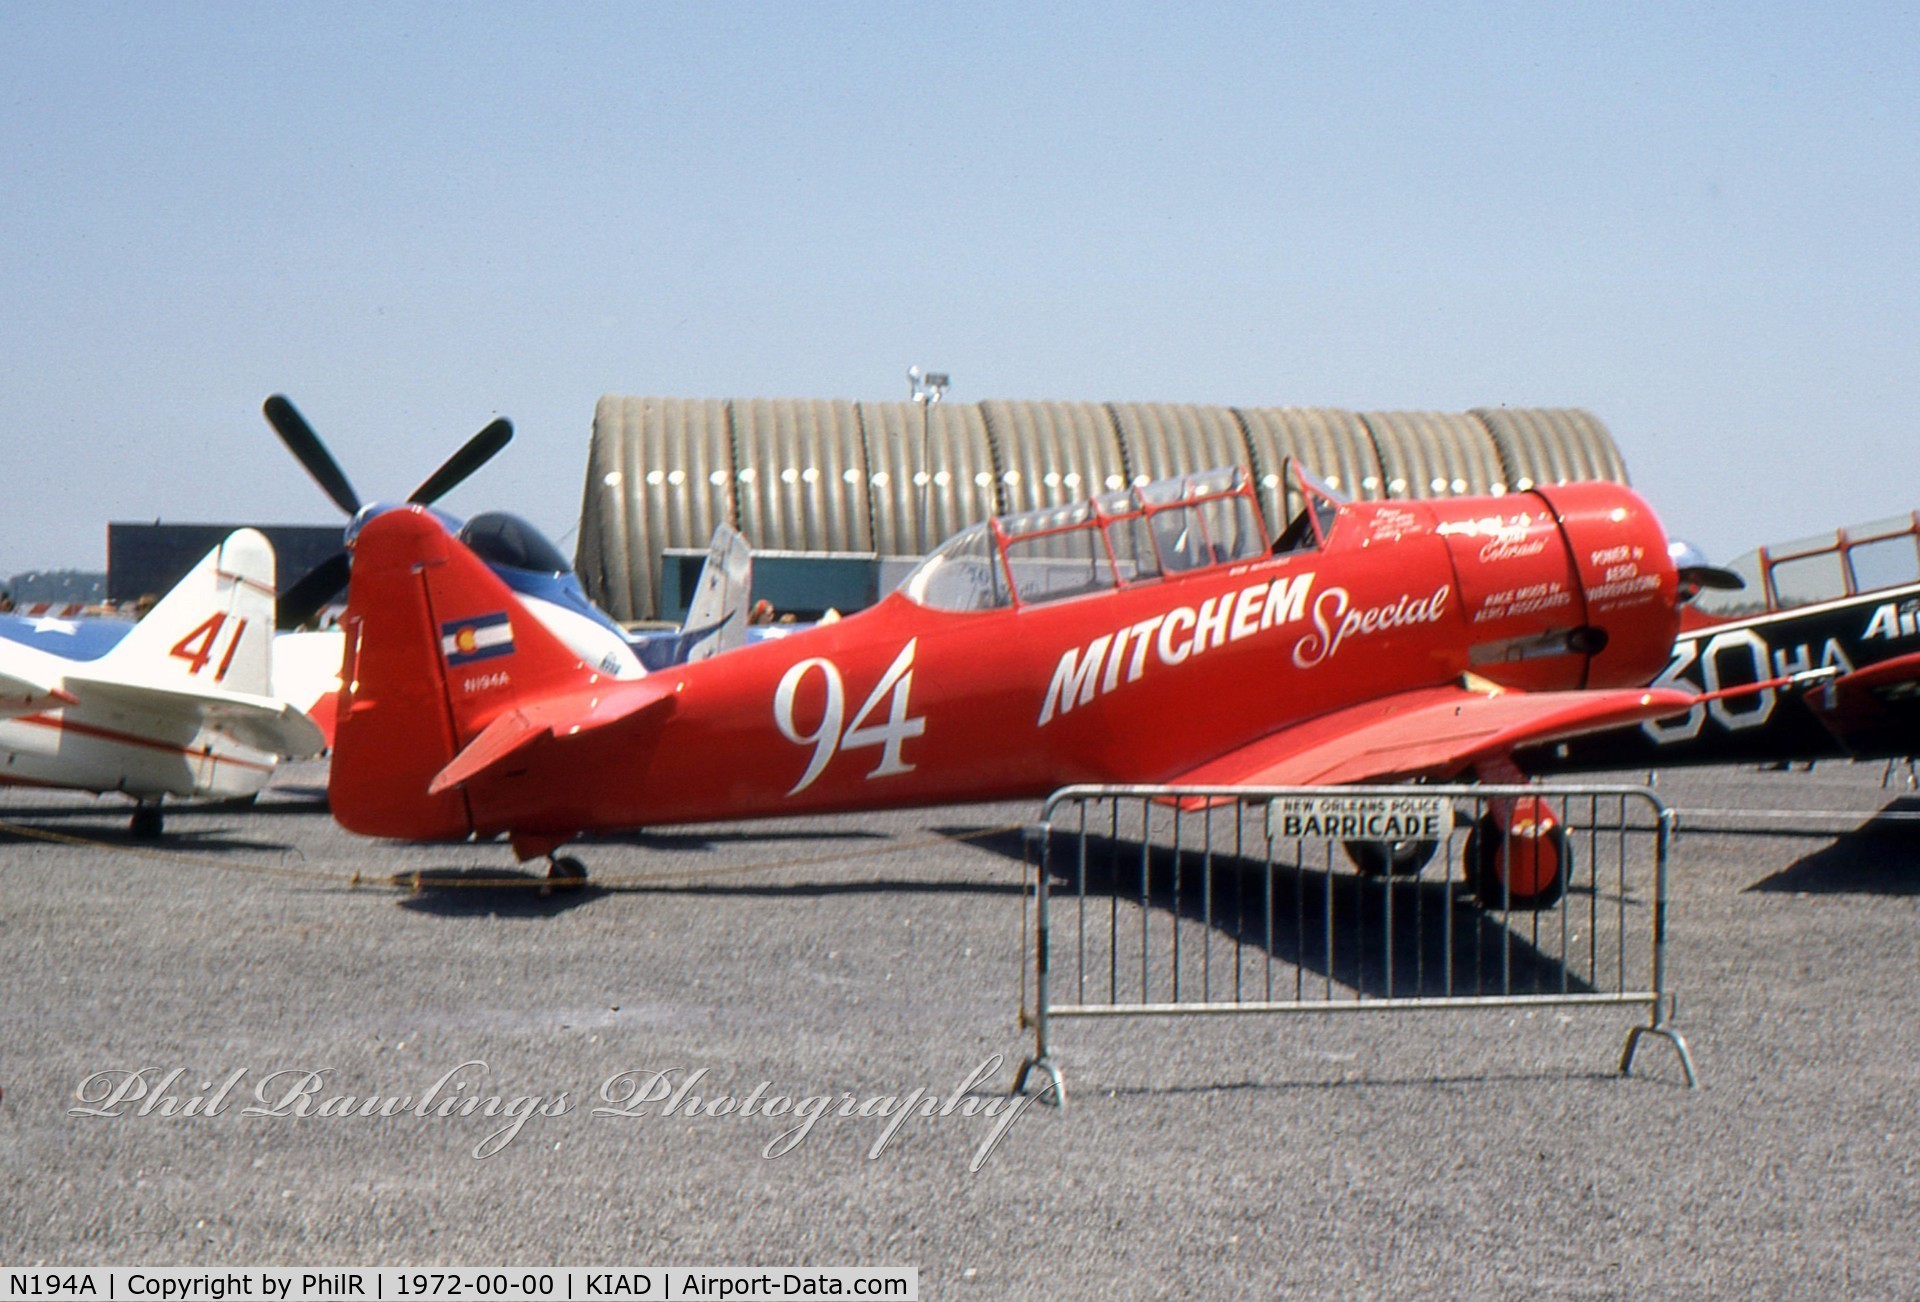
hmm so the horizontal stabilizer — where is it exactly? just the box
[0,666,76,717]
[429,678,678,795]
[62,673,327,758]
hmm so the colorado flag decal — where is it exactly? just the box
[441,612,514,666]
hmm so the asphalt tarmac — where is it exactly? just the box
[2,758,1916,1296]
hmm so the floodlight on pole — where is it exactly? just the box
[907,367,951,553]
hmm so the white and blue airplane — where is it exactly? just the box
[262,395,766,679]
[0,531,326,838]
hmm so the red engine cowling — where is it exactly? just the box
[1435,482,1679,692]
[1535,482,1679,688]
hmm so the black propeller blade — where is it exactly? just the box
[1678,564,1745,592]
[408,417,514,506]
[263,394,362,516]
[262,394,515,626]
[276,552,353,630]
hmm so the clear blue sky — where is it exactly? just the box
[4,3,1917,573]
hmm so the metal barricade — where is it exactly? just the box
[1015,783,1696,1106]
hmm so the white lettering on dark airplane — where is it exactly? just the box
[1291,584,1451,670]
[1640,629,1856,744]
[1037,574,1314,727]
[1862,597,1920,642]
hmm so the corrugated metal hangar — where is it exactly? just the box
[576,397,1628,621]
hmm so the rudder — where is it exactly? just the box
[100,529,278,696]
[331,507,599,841]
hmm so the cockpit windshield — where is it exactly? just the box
[900,522,1008,611]
[1271,460,1345,555]
[458,511,574,575]
[1692,511,1920,617]
[900,466,1268,611]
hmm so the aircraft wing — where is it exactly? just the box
[1804,650,1920,744]
[428,678,680,795]
[60,673,328,758]
[1165,680,1701,789]
[1818,650,1920,700]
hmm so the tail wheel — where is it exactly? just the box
[544,855,588,893]
[1465,806,1570,910]
[1345,838,1440,878]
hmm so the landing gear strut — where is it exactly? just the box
[512,832,589,894]
[129,803,164,841]
[1464,795,1570,911]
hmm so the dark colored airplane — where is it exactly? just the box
[1525,511,1920,772]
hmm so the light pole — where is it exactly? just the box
[907,366,950,553]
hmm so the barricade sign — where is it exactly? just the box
[1267,792,1453,842]
[1015,782,1696,1106]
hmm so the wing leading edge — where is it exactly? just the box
[1165,680,1702,789]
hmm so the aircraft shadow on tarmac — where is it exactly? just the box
[586,826,891,853]
[397,872,1023,918]
[0,807,302,855]
[394,846,1023,918]
[393,865,609,918]
[1748,796,1920,896]
[1092,1065,1626,1099]
[965,827,1596,1000]
[257,784,332,807]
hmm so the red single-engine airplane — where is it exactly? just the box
[329,463,1720,908]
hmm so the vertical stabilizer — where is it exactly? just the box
[98,529,278,697]
[683,523,754,663]
[330,506,600,841]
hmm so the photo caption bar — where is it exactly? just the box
[0,1268,919,1301]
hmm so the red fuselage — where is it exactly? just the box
[329,477,1679,848]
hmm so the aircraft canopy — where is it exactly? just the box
[902,467,1269,612]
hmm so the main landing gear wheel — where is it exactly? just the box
[129,804,164,841]
[1344,838,1440,878]
[543,855,588,893]
[1464,807,1570,911]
